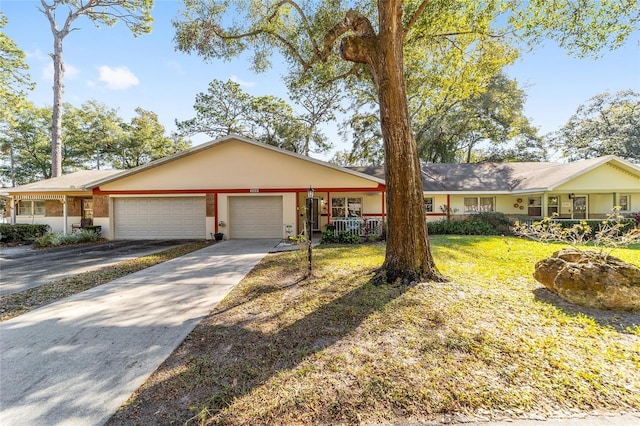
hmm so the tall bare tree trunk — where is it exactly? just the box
[340,1,445,283]
[41,0,69,178]
[50,33,64,177]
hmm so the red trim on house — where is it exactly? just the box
[94,184,385,196]
[93,188,211,195]
[327,191,331,225]
[214,192,219,234]
[296,191,301,236]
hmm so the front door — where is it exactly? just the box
[572,196,587,219]
[312,198,320,231]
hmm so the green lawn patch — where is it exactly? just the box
[0,241,211,322]
[107,236,637,425]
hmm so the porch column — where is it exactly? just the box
[62,195,68,235]
[10,196,16,224]
[214,192,219,234]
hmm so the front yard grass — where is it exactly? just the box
[108,236,640,425]
[0,241,211,322]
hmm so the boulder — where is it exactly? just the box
[534,248,640,310]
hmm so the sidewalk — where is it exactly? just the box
[0,239,279,426]
[389,412,640,426]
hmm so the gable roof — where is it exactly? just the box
[352,156,640,193]
[90,134,386,188]
[4,170,123,193]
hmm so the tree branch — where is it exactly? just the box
[315,9,380,73]
[403,0,431,39]
[270,1,323,58]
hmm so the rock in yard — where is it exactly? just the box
[534,248,640,310]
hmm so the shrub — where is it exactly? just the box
[468,212,513,234]
[428,219,496,235]
[320,230,339,244]
[337,231,362,244]
[320,230,362,244]
[34,230,99,247]
[0,224,50,243]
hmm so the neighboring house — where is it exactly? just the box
[3,135,638,240]
[355,156,640,223]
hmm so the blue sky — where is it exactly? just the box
[2,0,639,161]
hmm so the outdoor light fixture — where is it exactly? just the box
[568,193,575,200]
[307,186,314,276]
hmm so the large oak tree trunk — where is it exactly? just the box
[374,2,445,283]
[340,1,445,283]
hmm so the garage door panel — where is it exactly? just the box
[229,196,282,239]
[114,197,206,240]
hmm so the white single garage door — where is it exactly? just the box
[114,197,206,240]
[229,196,283,239]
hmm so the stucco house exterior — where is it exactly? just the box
[354,155,640,223]
[3,135,639,240]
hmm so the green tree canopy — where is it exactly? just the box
[63,101,126,170]
[177,78,336,155]
[115,108,190,169]
[1,101,189,185]
[0,102,52,186]
[550,90,639,162]
[0,12,34,124]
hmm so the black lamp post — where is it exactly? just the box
[307,186,314,275]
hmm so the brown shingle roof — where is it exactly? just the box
[351,156,640,193]
[6,170,123,192]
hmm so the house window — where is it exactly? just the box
[464,197,494,213]
[547,196,559,217]
[619,195,630,212]
[528,197,542,217]
[82,199,94,219]
[331,197,362,218]
[424,197,434,213]
[17,200,46,216]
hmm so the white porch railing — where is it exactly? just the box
[329,217,384,237]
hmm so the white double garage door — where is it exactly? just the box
[113,196,283,240]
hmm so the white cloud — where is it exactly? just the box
[26,48,48,61]
[230,74,256,87]
[41,61,80,81]
[98,65,139,90]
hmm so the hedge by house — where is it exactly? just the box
[0,224,50,244]
[428,212,514,236]
[548,218,636,236]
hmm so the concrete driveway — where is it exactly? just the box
[0,240,189,296]
[0,239,280,426]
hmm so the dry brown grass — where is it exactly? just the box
[107,236,639,425]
